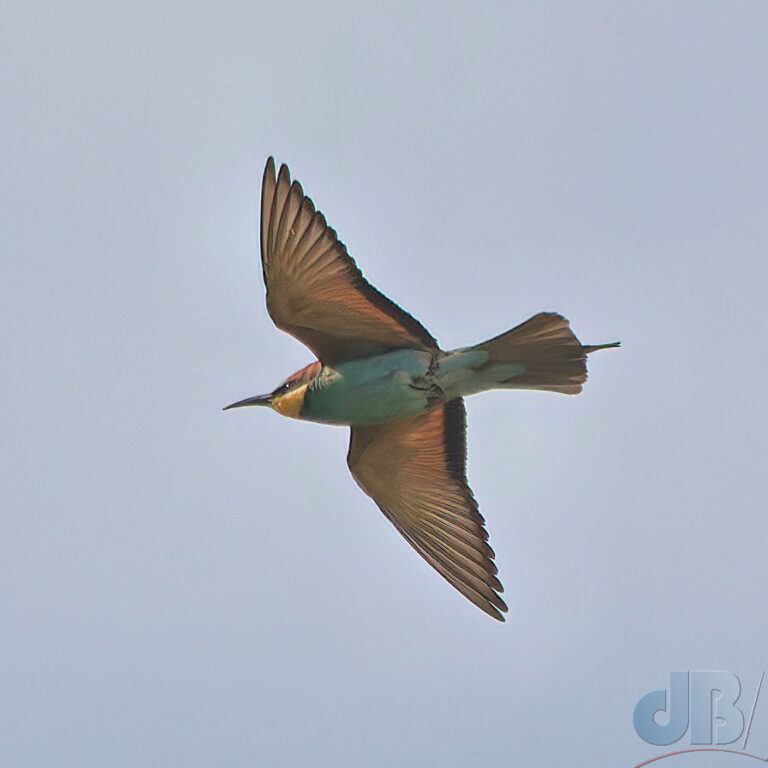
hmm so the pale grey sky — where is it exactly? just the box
[2,2,768,766]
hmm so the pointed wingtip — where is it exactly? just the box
[263,156,276,185]
[277,161,291,185]
[489,605,507,622]
[481,592,508,621]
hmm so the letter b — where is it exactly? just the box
[689,670,743,745]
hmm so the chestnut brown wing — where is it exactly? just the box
[260,158,439,366]
[347,399,507,620]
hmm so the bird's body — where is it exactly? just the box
[226,158,618,620]
[276,346,538,426]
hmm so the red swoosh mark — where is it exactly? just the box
[635,747,768,767]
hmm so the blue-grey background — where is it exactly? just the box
[3,2,767,766]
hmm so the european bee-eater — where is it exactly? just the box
[226,157,618,621]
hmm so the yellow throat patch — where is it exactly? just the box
[271,384,307,419]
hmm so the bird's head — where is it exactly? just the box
[224,361,321,419]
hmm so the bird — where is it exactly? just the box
[225,157,618,621]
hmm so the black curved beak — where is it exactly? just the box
[223,394,272,411]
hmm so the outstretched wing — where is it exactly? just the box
[347,399,507,620]
[260,158,439,366]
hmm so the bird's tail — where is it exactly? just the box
[470,312,619,395]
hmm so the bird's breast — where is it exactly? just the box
[301,349,436,426]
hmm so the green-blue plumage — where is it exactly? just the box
[303,349,433,426]
[302,347,528,426]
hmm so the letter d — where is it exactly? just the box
[634,671,690,746]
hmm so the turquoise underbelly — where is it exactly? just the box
[302,349,434,426]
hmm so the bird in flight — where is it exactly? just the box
[226,158,618,621]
